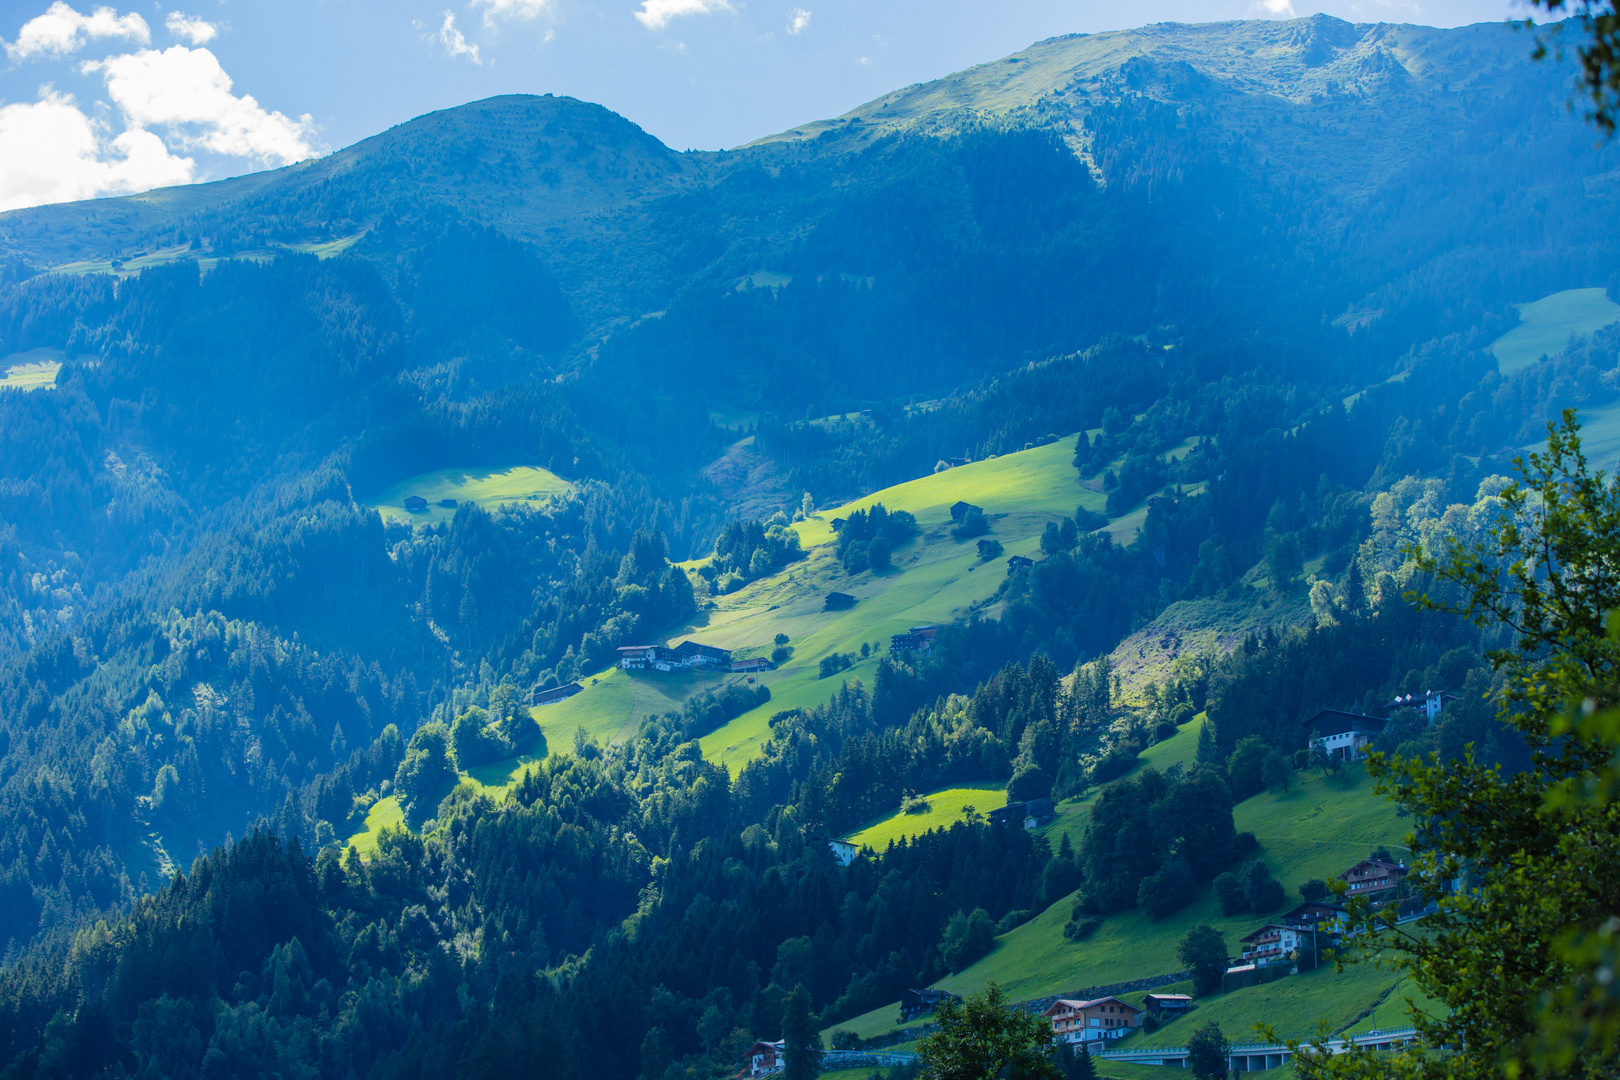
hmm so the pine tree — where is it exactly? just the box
[1195,718,1221,767]
[782,984,821,1080]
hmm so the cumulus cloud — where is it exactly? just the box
[435,12,482,62]
[633,0,733,32]
[4,2,149,60]
[0,88,193,212]
[470,0,549,26]
[82,46,318,165]
[785,7,810,34]
[164,12,217,45]
[1257,0,1297,14]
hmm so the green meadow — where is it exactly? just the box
[347,794,404,857]
[536,435,1107,769]
[694,436,1104,764]
[530,664,730,750]
[344,434,1203,852]
[0,349,63,392]
[845,782,1010,850]
[832,761,1407,1042]
[1490,286,1620,375]
[365,465,574,526]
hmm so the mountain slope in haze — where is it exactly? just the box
[1,15,1611,361]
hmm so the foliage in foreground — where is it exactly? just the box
[916,983,1060,1080]
[1280,413,1620,1080]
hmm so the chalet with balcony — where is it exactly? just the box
[889,625,939,655]
[744,1040,783,1077]
[1043,997,1143,1044]
[1339,858,1408,900]
[1239,923,1306,967]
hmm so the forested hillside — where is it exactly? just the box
[0,11,1613,1080]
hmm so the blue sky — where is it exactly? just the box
[0,0,1531,211]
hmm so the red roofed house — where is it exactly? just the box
[1043,997,1143,1045]
[743,1040,783,1077]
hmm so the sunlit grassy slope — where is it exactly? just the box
[348,434,1192,852]
[537,435,1105,769]
[695,437,1100,764]
[845,783,1010,850]
[365,465,574,526]
[833,761,1406,1042]
[347,795,404,857]
[0,348,63,391]
[532,664,720,749]
[1490,287,1620,375]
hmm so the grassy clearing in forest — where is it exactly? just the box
[347,795,404,857]
[0,348,63,391]
[365,465,574,526]
[844,782,1010,851]
[1490,287,1620,375]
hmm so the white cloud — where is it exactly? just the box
[164,12,217,45]
[0,88,193,212]
[785,7,810,35]
[4,2,149,60]
[470,0,549,27]
[436,11,482,62]
[633,0,733,32]
[82,46,318,165]
[1257,0,1297,14]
